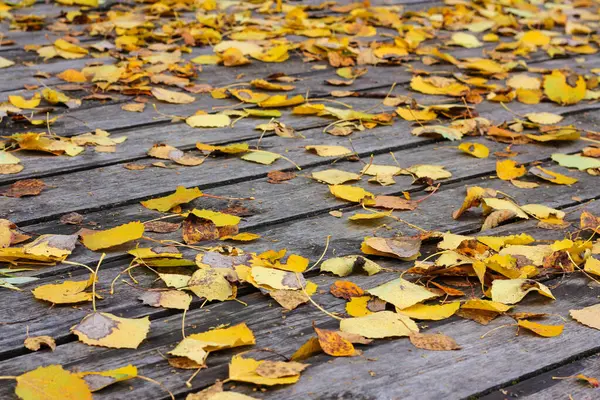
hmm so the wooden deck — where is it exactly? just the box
[1,0,600,399]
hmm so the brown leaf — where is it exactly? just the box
[60,212,84,225]
[409,332,460,351]
[481,209,516,231]
[145,221,181,233]
[124,163,148,170]
[330,280,365,300]
[2,179,46,198]
[370,195,417,210]
[267,170,296,184]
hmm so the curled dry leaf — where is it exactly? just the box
[24,335,56,352]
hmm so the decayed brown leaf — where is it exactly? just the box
[409,332,461,351]
[2,179,46,198]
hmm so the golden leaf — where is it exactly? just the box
[71,312,150,349]
[15,365,92,400]
[81,221,145,250]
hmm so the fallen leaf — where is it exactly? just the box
[15,365,92,400]
[517,320,564,337]
[409,332,460,350]
[24,336,56,352]
[71,312,150,349]
[81,221,145,250]
[340,311,418,338]
[570,304,600,330]
[2,179,46,198]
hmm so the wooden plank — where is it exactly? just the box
[1,96,593,225]
[2,84,598,187]
[481,354,600,399]
[0,165,596,358]
[0,203,596,399]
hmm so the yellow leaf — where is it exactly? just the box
[462,58,506,74]
[0,56,15,68]
[32,274,96,304]
[273,254,309,272]
[81,221,145,250]
[141,186,203,212]
[190,209,240,227]
[240,150,281,165]
[521,204,565,220]
[458,142,489,158]
[321,255,382,276]
[16,365,92,400]
[56,69,87,83]
[570,304,600,330]
[250,79,294,91]
[477,233,535,252]
[251,266,303,290]
[450,32,482,48]
[139,290,192,310]
[188,266,234,301]
[349,211,391,221]
[410,76,469,96]
[229,356,300,386]
[491,279,555,304]
[398,302,461,320]
[189,323,255,351]
[340,311,419,338]
[22,234,77,260]
[543,70,586,105]
[76,365,137,392]
[258,94,305,108]
[196,142,249,154]
[306,145,352,157]
[186,114,231,128]
[151,87,195,104]
[24,335,56,352]
[221,233,261,242]
[368,278,437,309]
[529,166,577,185]
[525,112,563,125]
[461,299,512,313]
[396,107,437,121]
[8,94,41,109]
[496,160,526,181]
[520,30,551,46]
[191,55,221,65]
[361,164,401,176]
[517,320,563,337]
[404,164,452,180]
[584,257,600,276]
[506,74,541,90]
[329,185,374,203]
[312,169,360,185]
[346,296,374,317]
[483,198,528,219]
[71,312,150,349]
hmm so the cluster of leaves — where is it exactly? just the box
[2,0,600,397]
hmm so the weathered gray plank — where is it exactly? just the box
[481,354,600,400]
[0,203,596,399]
[0,164,596,358]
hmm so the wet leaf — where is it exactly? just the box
[314,326,356,357]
